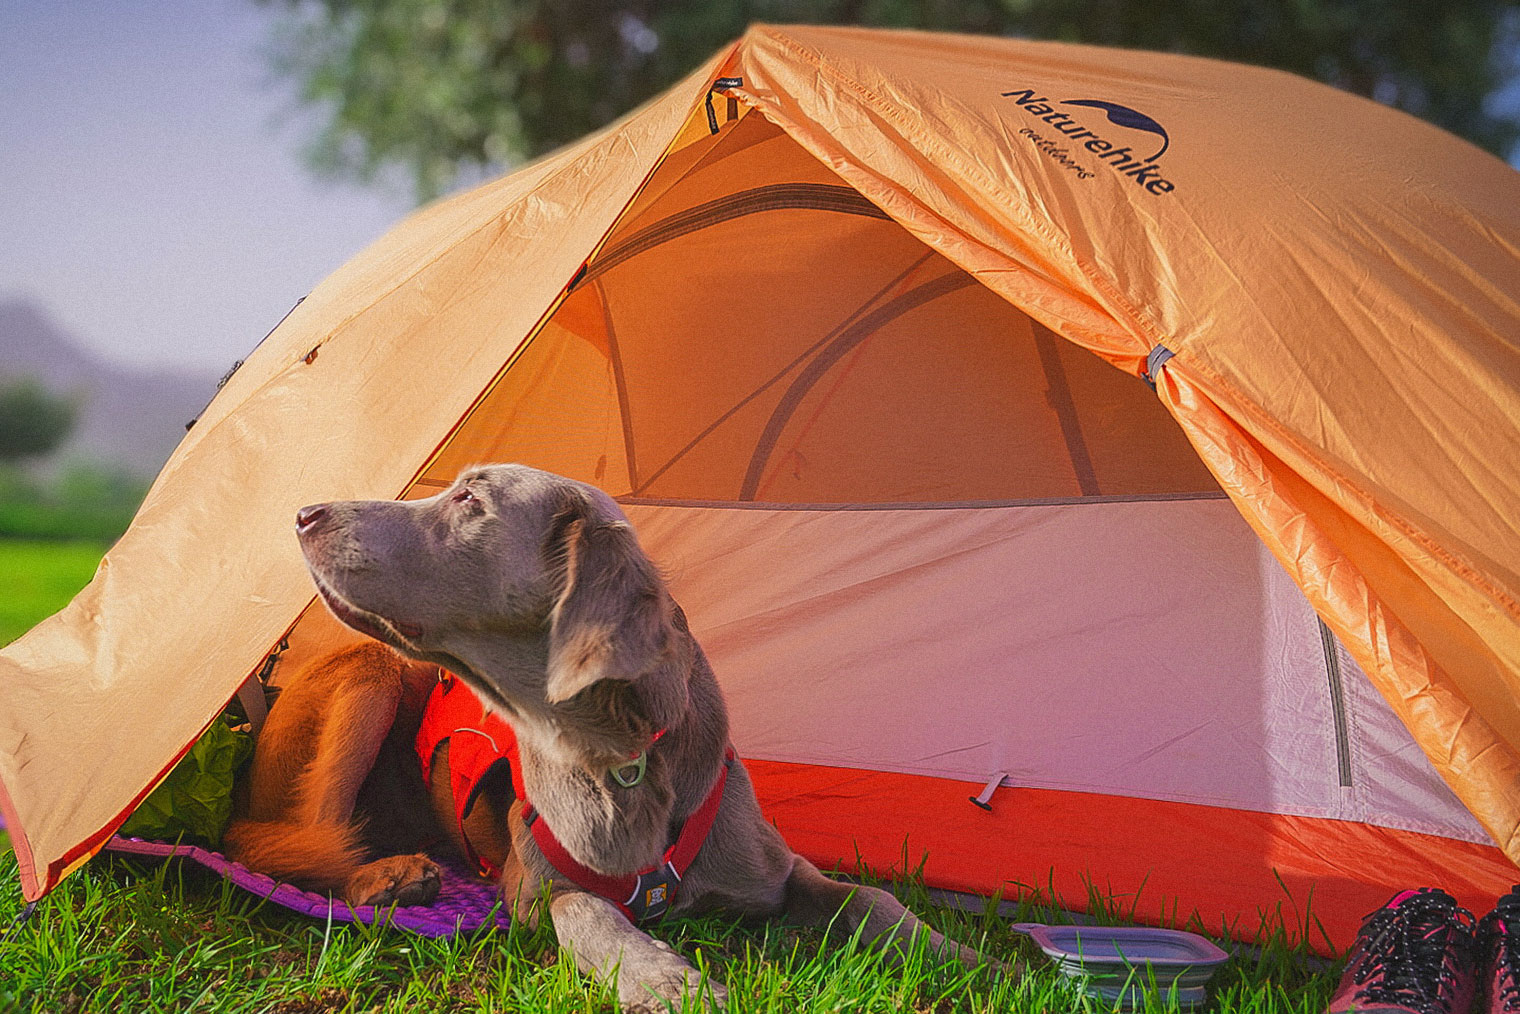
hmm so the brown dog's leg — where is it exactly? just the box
[225,645,441,907]
[291,667,402,826]
[298,659,443,907]
[549,889,727,1013]
[781,856,996,970]
[221,820,367,893]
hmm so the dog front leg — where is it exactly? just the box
[549,889,727,1013]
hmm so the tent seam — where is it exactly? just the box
[619,492,1228,511]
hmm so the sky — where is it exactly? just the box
[0,1,413,376]
[3,3,1518,378]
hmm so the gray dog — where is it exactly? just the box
[279,463,992,1010]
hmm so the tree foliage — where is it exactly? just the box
[261,0,1520,201]
[0,378,77,463]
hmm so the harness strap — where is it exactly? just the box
[524,747,736,923]
[414,670,521,877]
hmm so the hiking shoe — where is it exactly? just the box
[1325,888,1477,1014]
[1480,885,1520,1013]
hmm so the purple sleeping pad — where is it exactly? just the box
[103,835,509,937]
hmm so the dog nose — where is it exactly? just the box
[295,504,329,532]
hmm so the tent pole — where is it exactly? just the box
[595,278,640,491]
[1030,322,1100,496]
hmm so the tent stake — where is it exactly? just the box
[0,900,39,946]
[970,772,1008,811]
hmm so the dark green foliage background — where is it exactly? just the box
[0,378,77,463]
[260,0,1520,201]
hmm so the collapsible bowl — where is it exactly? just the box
[1011,923,1230,1010]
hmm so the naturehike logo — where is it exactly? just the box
[1001,88,1177,195]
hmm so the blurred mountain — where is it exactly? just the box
[0,299,220,477]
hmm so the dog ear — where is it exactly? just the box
[545,499,679,704]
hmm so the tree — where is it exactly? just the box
[0,377,77,463]
[261,0,1520,201]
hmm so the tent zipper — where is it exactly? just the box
[1318,619,1354,787]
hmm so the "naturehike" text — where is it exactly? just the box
[1001,88,1177,195]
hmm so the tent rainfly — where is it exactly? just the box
[3,25,1519,952]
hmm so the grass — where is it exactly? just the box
[0,463,147,543]
[0,847,1339,1014]
[0,540,1339,1011]
[0,538,106,646]
[0,501,138,542]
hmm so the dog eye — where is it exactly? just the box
[452,488,475,504]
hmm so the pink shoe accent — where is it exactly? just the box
[1325,888,1477,1014]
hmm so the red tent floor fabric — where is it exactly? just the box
[747,760,1516,955]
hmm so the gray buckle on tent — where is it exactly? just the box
[1141,344,1175,391]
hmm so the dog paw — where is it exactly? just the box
[345,854,442,908]
[619,950,727,1013]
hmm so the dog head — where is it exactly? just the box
[296,464,688,720]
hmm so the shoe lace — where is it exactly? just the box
[1353,892,1475,1014]
[1485,898,1520,1010]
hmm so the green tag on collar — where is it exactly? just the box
[611,752,647,788]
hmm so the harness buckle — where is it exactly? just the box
[627,862,679,922]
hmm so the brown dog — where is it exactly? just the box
[224,642,508,908]
[226,463,992,1011]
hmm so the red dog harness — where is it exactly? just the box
[413,670,521,878]
[521,748,734,923]
[414,671,734,923]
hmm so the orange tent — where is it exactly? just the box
[3,25,1518,950]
